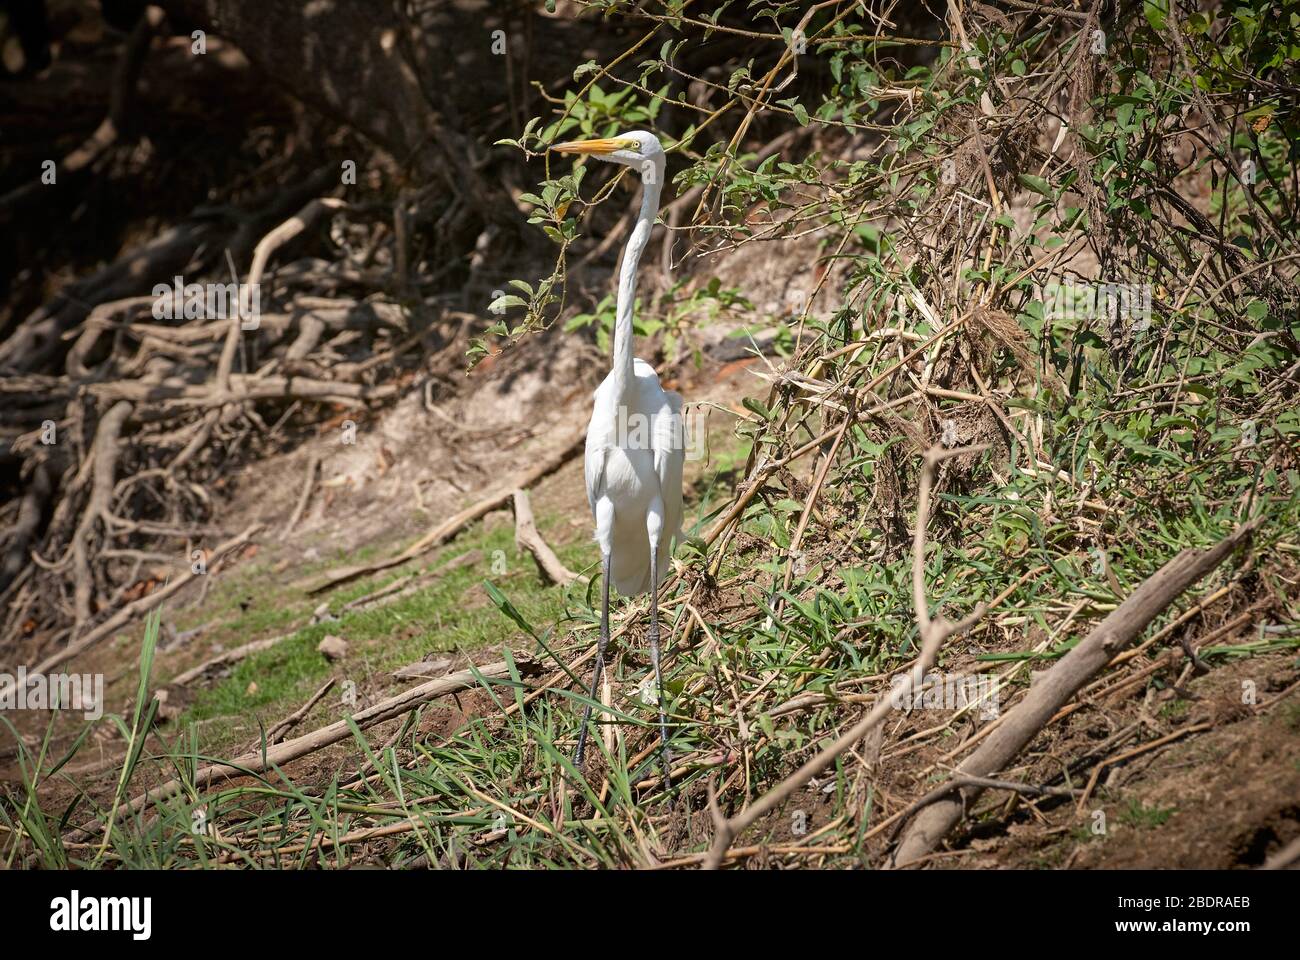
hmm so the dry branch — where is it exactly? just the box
[512,489,584,587]
[337,549,484,613]
[0,524,261,700]
[67,652,542,842]
[247,677,337,751]
[170,627,294,687]
[283,454,320,536]
[891,517,1261,866]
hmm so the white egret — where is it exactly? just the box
[551,131,683,781]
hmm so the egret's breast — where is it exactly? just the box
[599,446,656,510]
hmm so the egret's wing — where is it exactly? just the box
[584,434,605,522]
[651,390,686,548]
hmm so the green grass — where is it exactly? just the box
[1282,702,1300,733]
[175,415,754,742]
[1119,799,1177,830]
[181,519,598,729]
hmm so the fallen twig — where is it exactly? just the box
[891,516,1261,866]
[888,774,1084,844]
[245,677,337,751]
[66,652,543,842]
[335,549,483,612]
[1073,722,1213,816]
[171,628,296,687]
[283,454,321,536]
[0,524,261,698]
[512,489,584,587]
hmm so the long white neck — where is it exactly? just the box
[611,172,661,407]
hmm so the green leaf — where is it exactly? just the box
[488,294,527,313]
[1143,0,1168,32]
[1018,173,1053,198]
[482,580,539,640]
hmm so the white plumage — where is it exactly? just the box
[552,130,682,777]
[585,359,683,595]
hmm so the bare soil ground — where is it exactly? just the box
[7,333,1295,870]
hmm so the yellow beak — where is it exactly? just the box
[551,137,636,156]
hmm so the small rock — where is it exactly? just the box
[318,635,349,662]
[245,681,259,697]
[311,601,337,624]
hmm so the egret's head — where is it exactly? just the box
[552,130,665,182]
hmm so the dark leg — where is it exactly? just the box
[647,544,672,792]
[574,550,612,769]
